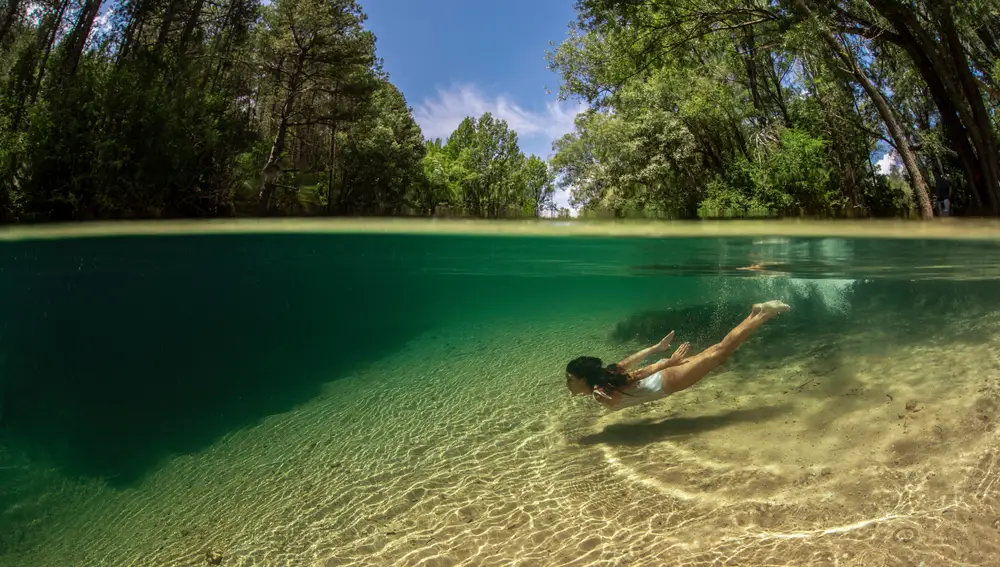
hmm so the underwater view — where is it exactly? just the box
[1,219,999,567]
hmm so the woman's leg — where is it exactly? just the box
[663,300,789,394]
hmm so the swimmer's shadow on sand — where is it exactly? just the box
[576,404,792,446]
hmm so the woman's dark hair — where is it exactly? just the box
[565,356,631,394]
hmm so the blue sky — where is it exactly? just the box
[359,0,586,162]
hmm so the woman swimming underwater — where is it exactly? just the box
[565,300,790,411]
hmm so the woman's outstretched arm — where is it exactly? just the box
[615,331,676,371]
[628,342,692,382]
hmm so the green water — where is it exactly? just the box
[1,222,999,566]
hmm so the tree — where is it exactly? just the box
[415,138,469,216]
[545,0,999,218]
[334,79,426,215]
[444,113,524,218]
[520,155,555,216]
[255,0,376,214]
[790,0,932,218]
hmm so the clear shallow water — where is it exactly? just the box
[0,220,999,566]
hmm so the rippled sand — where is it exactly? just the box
[2,307,999,567]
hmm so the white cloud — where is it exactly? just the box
[876,150,900,176]
[412,83,585,159]
[412,83,587,216]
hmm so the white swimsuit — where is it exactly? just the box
[605,368,671,411]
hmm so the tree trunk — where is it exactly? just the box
[0,0,20,44]
[890,30,990,212]
[848,58,933,218]
[870,0,1000,213]
[258,116,290,214]
[326,120,338,215]
[61,0,101,79]
[117,0,163,65]
[29,0,69,106]
[765,50,792,127]
[155,0,180,52]
[257,52,307,214]
[938,5,1000,214]
[741,28,765,120]
[794,0,933,218]
[199,0,238,90]
[178,0,205,54]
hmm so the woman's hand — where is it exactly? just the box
[655,331,675,352]
[625,340,692,383]
[669,342,691,364]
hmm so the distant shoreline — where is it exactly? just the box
[2,217,1000,242]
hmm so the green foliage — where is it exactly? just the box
[553,56,843,217]
[335,80,426,214]
[861,174,916,218]
[699,128,835,217]
[448,113,521,217]
[2,0,994,221]
[519,155,555,216]
[422,112,550,218]
[760,128,836,212]
[0,0,429,221]
[548,0,1000,218]
[0,122,23,220]
[550,110,611,209]
[232,143,273,211]
[416,139,467,214]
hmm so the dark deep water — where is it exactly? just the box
[1,227,998,486]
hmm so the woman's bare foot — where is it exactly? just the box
[753,300,791,320]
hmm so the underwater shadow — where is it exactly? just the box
[577,404,792,447]
[0,234,440,488]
